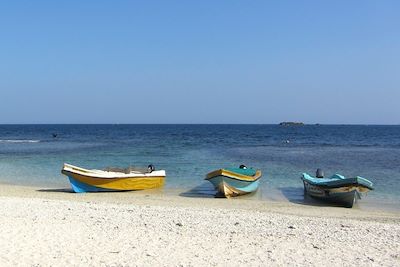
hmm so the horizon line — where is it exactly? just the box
[0,123,399,126]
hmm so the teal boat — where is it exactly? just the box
[301,171,374,208]
[205,165,262,198]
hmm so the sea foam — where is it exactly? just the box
[0,139,40,143]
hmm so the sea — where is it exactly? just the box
[0,124,399,211]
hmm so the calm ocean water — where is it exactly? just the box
[0,124,399,210]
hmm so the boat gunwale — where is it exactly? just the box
[205,169,262,182]
[62,163,166,179]
[301,176,374,191]
[61,169,166,181]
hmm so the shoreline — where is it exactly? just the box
[1,181,399,214]
[1,183,399,266]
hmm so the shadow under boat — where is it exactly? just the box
[36,187,165,194]
[179,183,216,198]
[37,188,132,194]
[179,182,262,199]
[279,186,360,208]
[37,188,74,193]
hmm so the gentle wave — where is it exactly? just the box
[0,139,40,143]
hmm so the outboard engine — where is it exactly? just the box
[239,164,247,169]
[147,164,155,173]
[316,168,324,178]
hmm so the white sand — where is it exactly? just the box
[0,184,399,266]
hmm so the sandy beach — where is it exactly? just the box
[2,0,399,265]
[0,184,399,266]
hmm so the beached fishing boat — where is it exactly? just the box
[61,163,166,193]
[205,165,262,197]
[301,170,374,208]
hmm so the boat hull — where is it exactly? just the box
[206,172,260,198]
[62,170,165,193]
[303,181,361,208]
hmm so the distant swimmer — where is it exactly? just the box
[52,133,58,138]
[283,139,290,144]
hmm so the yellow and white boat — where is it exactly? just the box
[61,163,166,193]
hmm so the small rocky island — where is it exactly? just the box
[279,122,305,126]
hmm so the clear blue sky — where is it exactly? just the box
[1,1,399,124]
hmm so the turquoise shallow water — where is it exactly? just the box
[0,124,399,210]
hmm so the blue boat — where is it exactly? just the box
[205,165,262,197]
[301,171,374,208]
